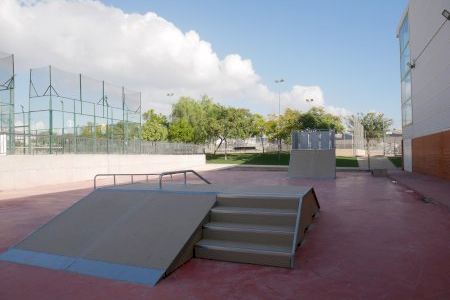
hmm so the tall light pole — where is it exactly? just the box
[274,79,284,160]
[20,105,25,154]
[60,100,64,154]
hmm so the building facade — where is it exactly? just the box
[397,0,450,180]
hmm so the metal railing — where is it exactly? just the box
[158,170,211,189]
[94,173,161,189]
[93,169,211,189]
[291,130,335,150]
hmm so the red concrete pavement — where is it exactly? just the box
[389,169,450,209]
[0,170,449,300]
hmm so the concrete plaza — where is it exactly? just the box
[0,168,449,299]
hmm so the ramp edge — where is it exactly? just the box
[0,248,164,286]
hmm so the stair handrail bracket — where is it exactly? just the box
[93,170,211,190]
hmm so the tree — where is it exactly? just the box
[141,109,168,141]
[300,107,344,133]
[171,96,210,144]
[251,113,267,153]
[79,122,106,139]
[265,107,343,146]
[212,106,255,159]
[279,109,302,144]
[359,112,393,170]
[168,119,195,143]
[264,117,280,144]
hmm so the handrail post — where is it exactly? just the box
[131,175,134,184]
[159,174,163,189]
[114,175,116,186]
[94,176,97,189]
[184,171,187,184]
[146,175,149,183]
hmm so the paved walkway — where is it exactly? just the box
[1,170,449,299]
[389,170,450,209]
[357,155,398,170]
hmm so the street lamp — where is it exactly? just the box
[274,79,285,160]
[306,98,314,103]
[167,92,175,97]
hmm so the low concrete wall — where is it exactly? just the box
[0,154,206,190]
[336,149,354,157]
[288,149,336,179]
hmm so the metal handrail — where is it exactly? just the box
[94,173,160,189]
[93,170,211,189]
[158,169,211,189]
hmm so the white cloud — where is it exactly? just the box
[0,0,350,117]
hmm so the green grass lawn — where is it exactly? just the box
[388,156,403,168]
[206,152,359,167]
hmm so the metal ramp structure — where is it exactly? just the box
[0,170,320,286]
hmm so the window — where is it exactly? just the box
[399,16,412,127]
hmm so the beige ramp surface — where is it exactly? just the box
[2,189,216,285]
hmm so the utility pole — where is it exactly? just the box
[274,79,284,160]
[20,105,25,154]
[60,100,64,154]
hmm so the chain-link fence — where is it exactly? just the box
[0,52,14,155]
[23,65,143,154]
[204,115,402,157]
[0,56,204,155]
[12,128,204,155]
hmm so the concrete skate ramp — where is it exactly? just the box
[288,149,336,179]
[0,189,216,286]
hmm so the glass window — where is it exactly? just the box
[399,14,412,127]
[402,99,412,126]
[399,17,409,52]
[401,72,411,102]
[400,46,410,78]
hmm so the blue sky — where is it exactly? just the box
[1,0,408,129]
[103,0,408,128]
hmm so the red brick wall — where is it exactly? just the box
[412,130,450,180]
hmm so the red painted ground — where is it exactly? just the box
[389,169,450,209]
[1,170,449,300]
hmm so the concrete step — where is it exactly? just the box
[202,226,294,248]
[204,222,294,234]
[210,206,297,227]
[216,194,299,210]
[195,239,292,268]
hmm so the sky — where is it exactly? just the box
[0,0,408,129]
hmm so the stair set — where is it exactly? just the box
[195,193,319,268]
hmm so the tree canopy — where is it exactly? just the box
[265,107,344,143]
[140,95,345,146]
[141,109,168,141]
[359,112,392,141]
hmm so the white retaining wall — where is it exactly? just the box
[0,154,206,190]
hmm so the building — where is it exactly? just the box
[397,1,450,180]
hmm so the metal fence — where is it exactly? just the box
[0,52,14,155]
[26,65,142,154]
[12,131,204,155]
[291,130,335,150]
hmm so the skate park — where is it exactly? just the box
[2,0,450,298]
[0,169,320,286]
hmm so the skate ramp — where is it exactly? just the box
[0,189,216,286]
